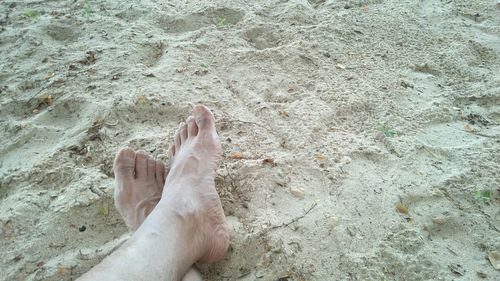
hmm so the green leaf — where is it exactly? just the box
[475,190,491,203]
[377,124,396,137]
[25,10,41,19]
[217,17,227,27]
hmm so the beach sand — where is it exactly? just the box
[0,0,499,280]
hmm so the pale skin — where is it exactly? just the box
[78,105,229,281]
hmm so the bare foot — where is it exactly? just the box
[162,105,229,263]
[114,148,165,231]
[113,148,203,281]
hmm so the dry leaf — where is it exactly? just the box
[134,95,147,105]
[58,267,67,274]
[315,154,327,167]
[262,158,275,165]
[93,117,105,128]
[279,111,289,117]
[395,202,409,214]
[99,205,109,217]
[79,50,96,64]
[229,152,244,159]
[45,72,55,79]
[464,124,477,133]
[290,187,305,198]
[37,94,53,106]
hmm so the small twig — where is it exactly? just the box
[447,246,458,256]
[104,120,119,127]
[473,132,498,139]
[260,202,318,236]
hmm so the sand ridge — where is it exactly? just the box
[0,0,499,280]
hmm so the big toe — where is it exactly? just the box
[114,147,136,179]
[193,105,216,132]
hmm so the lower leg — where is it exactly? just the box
[79,206,200,280]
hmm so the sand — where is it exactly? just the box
[0,0,499,280]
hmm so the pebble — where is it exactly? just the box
[488,251,500,270]
[431,216,447,225]
[328,216,339,228]
[432,189,445,197]
[341,156,352,164]
[290,187,305,198]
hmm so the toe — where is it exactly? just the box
[155,159,166,188]
[179,122,188,143]
[193,105,216,132]
[135,150,148,178]
[164,167,170,181]
[147,156,156,177]
[186,116,198,137]
[174,126,182,149]
[168,145,176,157]
[113,147,136,179]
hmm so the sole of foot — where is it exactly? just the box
[113,148,166,231]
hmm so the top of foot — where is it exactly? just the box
[162,105,229,263]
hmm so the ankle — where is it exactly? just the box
[133,202,206,264]
[153,199,228,263]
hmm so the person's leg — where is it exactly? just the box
[78,105,229,281]
[113,147,202,280]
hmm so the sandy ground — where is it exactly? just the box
[1,0,499,280]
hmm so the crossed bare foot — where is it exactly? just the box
[114,148,165,231]
[114,148,204,280]
[110,105,229,280]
